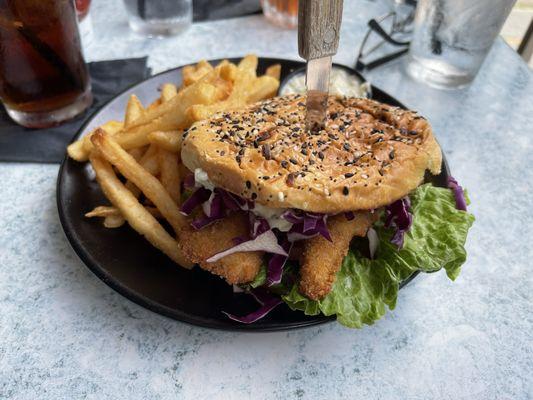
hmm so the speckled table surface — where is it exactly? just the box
[1,1,532,399]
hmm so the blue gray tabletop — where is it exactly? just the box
[1,1,532,399]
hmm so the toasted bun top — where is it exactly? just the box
[181,94,442,213]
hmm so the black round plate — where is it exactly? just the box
[57,57,450,331]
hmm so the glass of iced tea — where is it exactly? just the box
[0,0,92,128]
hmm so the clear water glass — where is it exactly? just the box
[122,0,192,37]
[405,0,516,89]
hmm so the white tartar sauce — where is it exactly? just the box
[194,168,291,231]
[280,67,370,98]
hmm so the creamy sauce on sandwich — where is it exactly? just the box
[280,67,370,98]
[194,168,292,231]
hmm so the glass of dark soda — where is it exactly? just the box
[0,0,92,128]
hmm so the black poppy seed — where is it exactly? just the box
[344,173,354,178]
[251,193,257,200]
[343,186,349,195]
[281,160,288,168]
[286,173,295,186]
[262,144,271,160]
[330,112,338,119]
[258,131,271,142]
[301,148,308,156]
[318,152,324,160]
[245,181,251,189]
[289,158,298,165]
[374,137,384,144]
[343,143,351,151]
[389,150,395,160]
[239,148,245,156]
[408,130,418,136]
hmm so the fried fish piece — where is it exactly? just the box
[178,212,262,284]
[299,212,377,300]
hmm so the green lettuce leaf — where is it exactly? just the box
[249,265,267,288]
[282,183,475,328]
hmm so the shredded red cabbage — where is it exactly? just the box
[180,187,211,216]
[447,176,467,211]
[183,173,195,189]
[248,213,271,239]
[223,289,282,324]
[282,210,331,242]
[385,197,412,249]
[266,239,292,286]
[206,230,288,262]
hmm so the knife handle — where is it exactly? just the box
[298,0,343,60]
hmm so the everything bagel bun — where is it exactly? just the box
[181,94,442,213]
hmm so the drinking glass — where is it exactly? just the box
[405,0,516,89]
[0,0,92,128]
[261,0,298,29]
[122,0,192,37]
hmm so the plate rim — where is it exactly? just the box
[56,56,448,331]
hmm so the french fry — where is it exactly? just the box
[104,214,126,228]
[68,121,124,162]
[182,60,214,86]
[161,83,178,102]
[146,98,161,112]
[128,146,147,163]
[91,131,186,234]
[219,63,238,82]
[124,144,159,198]
[247,75,280,103]
[89,154,193,267]
[67,139,86,161]
[238,54,258,77]
[158,148,181,204]
[127,82,219,130]
[86,205,161,220]
[265,64,281,81]
[139,144,159,175]
[148,130,183,153]
[85,205,120,218]
[124,95,144,128]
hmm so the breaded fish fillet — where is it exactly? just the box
[178,211,262,284]
[299,212,376,300]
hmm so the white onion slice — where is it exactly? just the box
[367,227,379,259]
[206,230,288,263]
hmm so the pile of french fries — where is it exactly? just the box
[67,55,281,268]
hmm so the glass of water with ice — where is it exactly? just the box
[405,0,516,89]
[123,0,192,37]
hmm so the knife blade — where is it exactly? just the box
[305,56,332,132]
[298,0,343,132]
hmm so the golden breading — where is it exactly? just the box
[178,212,262,284]
[299,212,377,300]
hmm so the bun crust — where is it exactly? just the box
[181,94,442,213]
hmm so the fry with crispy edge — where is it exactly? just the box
[89,154,192,267]
[91,130,186,234]
[148,130,182,153]
[158,148,181,204]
